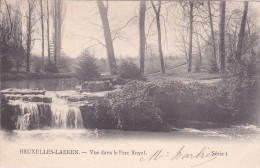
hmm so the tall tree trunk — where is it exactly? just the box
[40,0,45,70]
[208,1,217,69]
[139,0,146,74]
[236,2,249,63]
[47,0,50,63]
[151,0,165,74]
[56,0,62,65]
[0,0,2,21]
[97,0,117,75]
[26,1,32,72]
[54,0,57,66]
[188,2,193,72]
[219,1,226,71]
[156,13,165,74]
[196,32,202,67]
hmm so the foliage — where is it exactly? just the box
[0,94,16,130]
[97,75,258,130]
[32,56,43,73]
[117,59,144,80]
[209,57,219,73]
[59,54,75,73]
[106,81,164,131]
[76,49,100,81]
[194,58,201,73]
[0,6,25,73]
[45,61,59,73]
[1,55,14,73]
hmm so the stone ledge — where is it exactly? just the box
[1,88,46,95]
[3,94,52,103]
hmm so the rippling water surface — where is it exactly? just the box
[1,125,259,142]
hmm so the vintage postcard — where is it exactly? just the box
[0,0,259,168]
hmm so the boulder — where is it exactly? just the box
[80,81,113,92]
[111,77,127,86]
[55,90,118,103]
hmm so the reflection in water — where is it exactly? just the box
[1,78,77,91]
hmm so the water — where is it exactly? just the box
[1,78,77,91]
[8,92,84,130]
[1,125,259,142]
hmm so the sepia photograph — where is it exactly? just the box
[0,0,259,168]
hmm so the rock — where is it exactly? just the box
[81,81,113,92]
[3,94,52,103]
[111,77,127,86]
[1,88,46,95]
[55,90,118,103]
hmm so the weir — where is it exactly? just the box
[7,92,84,130]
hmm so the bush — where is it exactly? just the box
[45,61,59,73]
[118,60,144,80]
[76,49,100,81]
[194,59,202,73]
[34,58,43,73]
[209,58,219,73]
[1,55,13,72]
[1,94,16,129]
[106,81,164,131]
[154,81,227,125]
[102,79,258,130]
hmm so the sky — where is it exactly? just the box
[3,0,260,59]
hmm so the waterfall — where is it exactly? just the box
[10,92,84,130]
[10,101,41,130]
[51,104,83,129]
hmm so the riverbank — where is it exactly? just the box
[1,72,76,81]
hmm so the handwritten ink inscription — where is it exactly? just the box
[139,146,228,167]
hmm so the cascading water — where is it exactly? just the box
[10,91,84,130]
[51,98,83,129]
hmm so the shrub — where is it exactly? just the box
[45,61,59,73]
[1,55,13,72]
[209,58,219,73]
[1,94,16,130]
[76,49,100,81]
[194,59,201,73]
[34,59,43,73]
[106,81,164,131]
[117,60,144,80]
[103,79,258,130]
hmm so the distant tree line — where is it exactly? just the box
[0,0,65,73]
[0,0,259,77]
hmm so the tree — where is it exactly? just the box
[236,2,249,63]
[188,2,193,72]
[97,0,117,75]
[40,0,45,70]
[26,0,36,72]
[208,1,218,71]
[76,49,100,81]
[0,2,24,72]
[52,0,65,66]
[219,1,226,71]
[139,0,146,74]
[151,0,165,74]
[46,0,51,63]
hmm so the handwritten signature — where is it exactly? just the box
[139,146,227,167]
